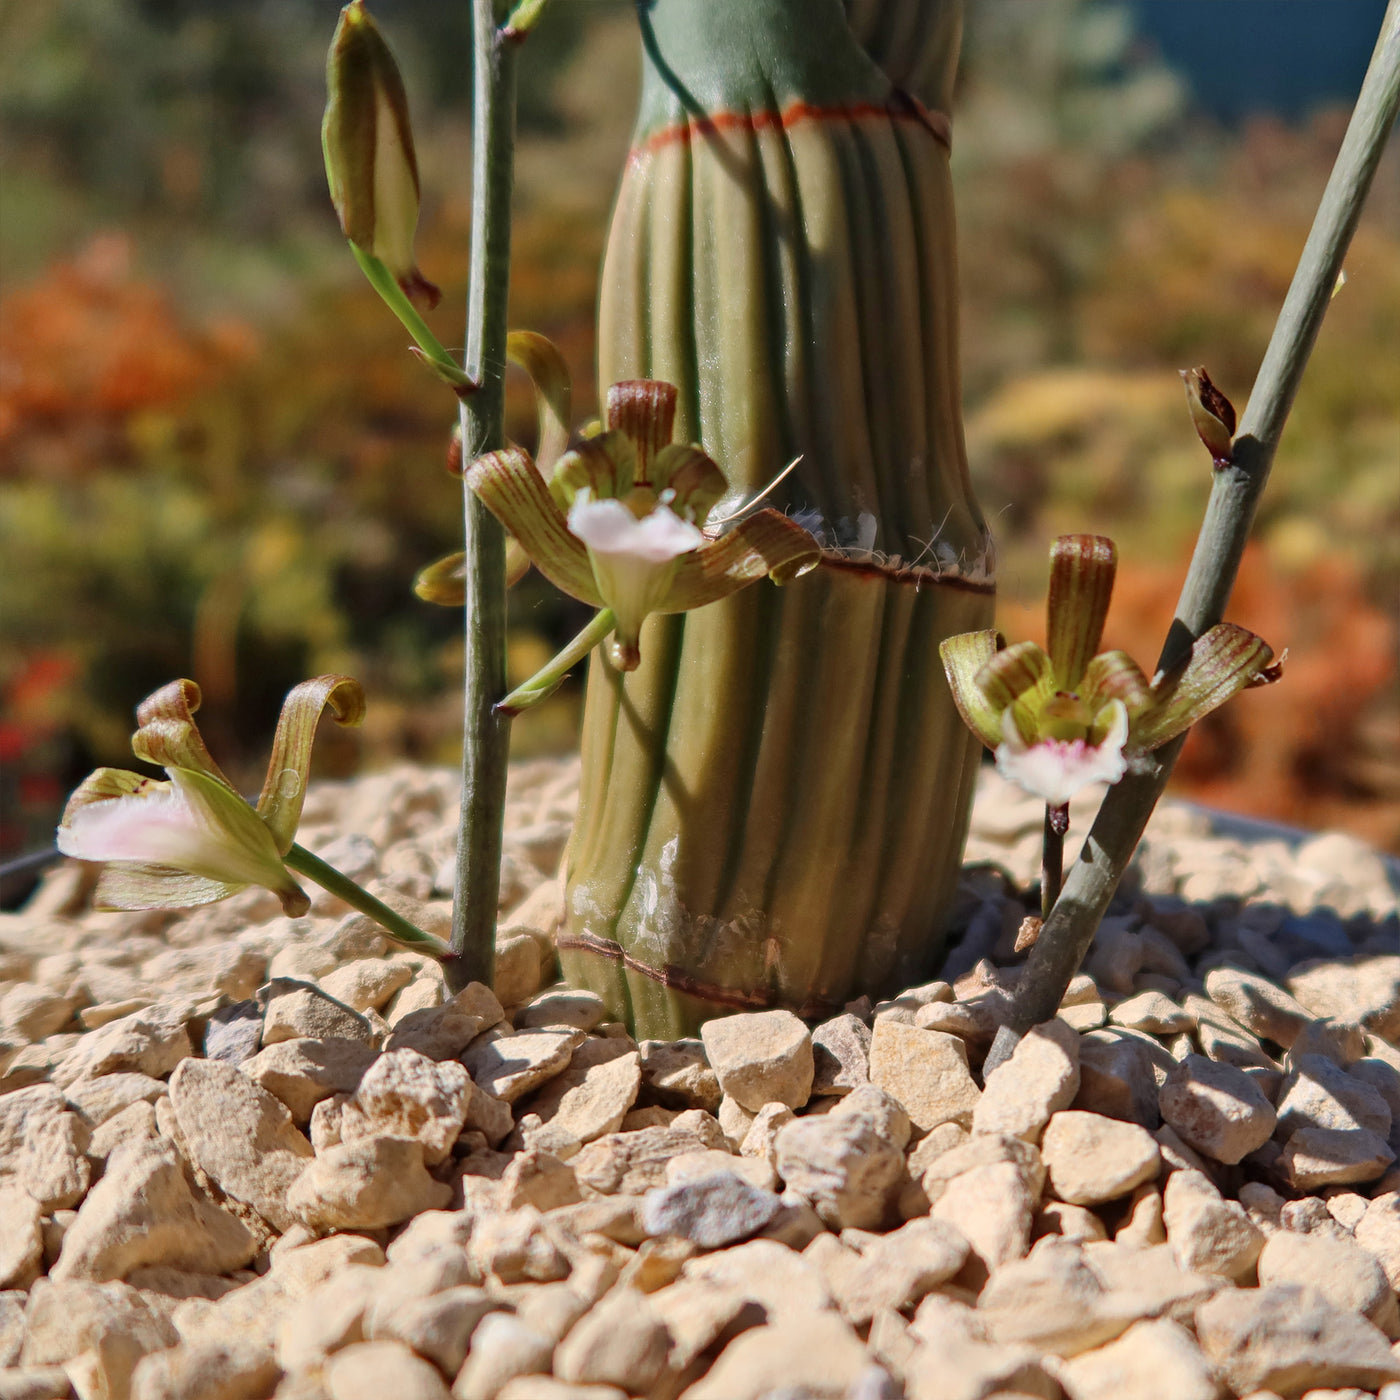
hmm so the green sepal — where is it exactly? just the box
[95,864,249,914]
[467,448,603,606]
[1047,534,1116,690]
[172,768,309,913]
[939,630,1005,750]
[1134,623,1275,752]
[257,676,367,854]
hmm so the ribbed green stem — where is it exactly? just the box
[989,0,1400,1063]
[285,843,449,959]
[567,0,988,1036]
[449,0,518,992]
[497,609,615,716]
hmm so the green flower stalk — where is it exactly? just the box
[57,677,447,959]
[564,0,995,1036]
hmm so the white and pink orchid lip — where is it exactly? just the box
[994,700,1130,808]
[567,494,703,562]
[58,770,287,891]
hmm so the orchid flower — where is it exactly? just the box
[940,534,1279,810]
[463,378,820,672]
[58,676,364,918]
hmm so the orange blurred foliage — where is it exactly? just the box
[998,543,1399,849]
[0,233,255,452]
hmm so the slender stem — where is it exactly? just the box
[285,843,451,960]
[497,609,615,716]
[450,0,518,991]
[349,244,473,390]
[1041,804,1066,921]
[988,1,1400,1065]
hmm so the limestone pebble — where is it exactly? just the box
[3,753,1398,1400]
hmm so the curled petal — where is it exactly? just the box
[995,699,1129,807]
[659,509,821,612]
[1081,649,1155,721]
[939,631,1004,750]
[1135,623,1275,752]
[1047,534,1116,689]
[131,680,235,788]
[974,639,1054,714]
[507,330,572,474]
[466,447,602,607]
[257,676,367,853]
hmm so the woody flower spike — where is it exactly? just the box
[57,677,448,958]
[466,378,820,687]
[940,534,1279,916]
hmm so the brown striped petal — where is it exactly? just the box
[1047,534,1117,689]
[1134,623,1275,752]
[466,447,603,607]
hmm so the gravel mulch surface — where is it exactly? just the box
[2,757,1399,1400]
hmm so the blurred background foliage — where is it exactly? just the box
[1,0,1396,865]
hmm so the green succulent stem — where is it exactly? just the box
[285,842,449,959]
[449,0,519,992]
[497,609,616,717]
[348,244,474,392]
[989,0,1400,1066]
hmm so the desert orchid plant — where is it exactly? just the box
[51,0,1399,1044]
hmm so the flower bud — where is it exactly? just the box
[1180,366,1236,465]
[323,0,439,308]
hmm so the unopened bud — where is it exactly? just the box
[323,0,440,309]
[1180,367,1236,465]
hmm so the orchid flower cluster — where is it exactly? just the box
[466,378,819,674]
[941,534,1280,916]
